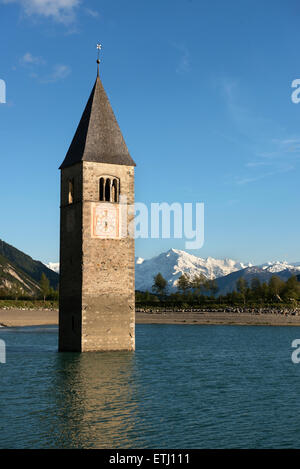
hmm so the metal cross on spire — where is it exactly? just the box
[96,43,102,76]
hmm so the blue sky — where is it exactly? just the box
[1,0,300,265]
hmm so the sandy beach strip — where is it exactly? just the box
[0,309,58,327]
[1,308,300,327]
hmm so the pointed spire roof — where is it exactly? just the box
[59,75,136,169]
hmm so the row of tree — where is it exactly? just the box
[235,275,300,305]
[135,272,300,307]
[152,272,218,296]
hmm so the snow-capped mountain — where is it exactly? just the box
[260,261,300,273]
[45,262,60,274]
[135,248,252,292]
[46,248,300,294]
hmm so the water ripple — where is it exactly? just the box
[1,324,300,448]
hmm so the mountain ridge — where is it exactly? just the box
[0,239,59,292]
[134,248,300,293]
[44,248,300,295]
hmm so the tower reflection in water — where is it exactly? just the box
[50,352,143,448]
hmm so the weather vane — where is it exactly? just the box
[96,43,102,75]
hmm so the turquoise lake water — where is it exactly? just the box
[1,324,300,448]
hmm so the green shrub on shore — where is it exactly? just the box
[0,299,58,309]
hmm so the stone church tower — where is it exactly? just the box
[58,63,136,352]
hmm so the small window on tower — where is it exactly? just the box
[99,177,104,201]
[68,179,74,204]
[105,178,111,202]
[112,179,118,203]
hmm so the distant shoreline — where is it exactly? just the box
[136,311,300,326]
[1,308,300,327]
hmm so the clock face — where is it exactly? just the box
[92,203,120,238]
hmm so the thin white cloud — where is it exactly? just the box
[20,52,45,65]
[172,43,190,75]
[18,50,70,83]
[256,139,300,160]
[84,7,98,18]
[270,138,300,153]
[222,79,237,101]
[256,151,281,159]
[221,77,280,141]
[273,138,300,145]
[219,78,300,185]
[27,64,71,83]
[245,161,270,168]
[2,0,79,24]
[237,164,294,185]
[236,175,263,185]
[41,64,71,82]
